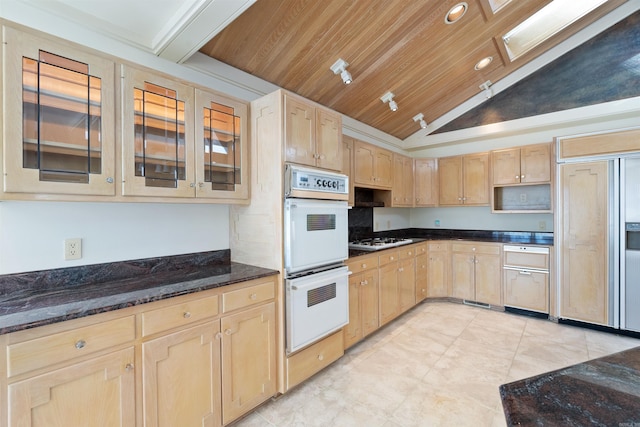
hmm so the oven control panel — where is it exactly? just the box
[285,164,348,195]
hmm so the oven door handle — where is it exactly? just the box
[290,270,352,291]
[288,202,350,210]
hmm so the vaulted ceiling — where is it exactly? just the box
[199,0,628,139]
[8,0,634,143]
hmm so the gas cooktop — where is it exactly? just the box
[349,237,414,251]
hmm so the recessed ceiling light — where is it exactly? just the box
[445,2,468,24]
[474,56,493,70]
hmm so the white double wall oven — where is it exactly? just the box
[283,164,350,354]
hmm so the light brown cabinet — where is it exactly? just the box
[414,158,438,207]
[221,302,276,424]
[427,242,451,298]
[344,254,379,349]
[342,135,355,206]
[492,144,551,185]
[438,153,489,206]
[353,140,393,189]
[142,321,222,427]
[451,242,502,305]
[398,248,417,312]
[390,154,414,207]
[559,161,609,325]
[379,251,401,326]
[2,26,117,197]
[414,243,429,302]
[284,93,342,171]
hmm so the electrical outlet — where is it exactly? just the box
[520,193,527,203]
[64,238,82,260]
[538,221,547,231]
[435,219,441,227]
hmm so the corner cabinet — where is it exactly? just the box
[414,158,438,207]
[438,153,489,206]
[284,93,342,172]
[121,66,249,201]
[2,26,117,197]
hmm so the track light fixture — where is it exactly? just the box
[380,91,398,112]
[479,80,493,99]
[330,58,352,85]
[413,113,428,129]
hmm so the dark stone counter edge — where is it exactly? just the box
[0,250,279,335]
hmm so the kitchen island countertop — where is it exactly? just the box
[500,346,640,426]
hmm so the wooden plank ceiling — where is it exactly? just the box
[200,0,626,140]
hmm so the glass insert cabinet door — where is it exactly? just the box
[194,89,248,200]
[2,26,116,196]
[121,66,195,198]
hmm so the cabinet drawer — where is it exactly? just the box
[428,242,448,252]
[504,248,549,270]
[378,250,400,265]
[414,243,428,256]
[141,295,219,337]
[347,254,378,274]
[7,316,135,377]
[452,243,501,255]
[222,279,275,313]
[399,246,416,259]
[286,330,343,389]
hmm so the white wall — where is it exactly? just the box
[411,207,552,232]
[0,202,229,274]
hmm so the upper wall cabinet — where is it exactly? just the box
[121,66,249,201]
[194,89,249,201]
[438,153,489,206]
[492,143,551,185]
[353,140,392,189]
[2,26,116,196]
[284,93,342,172]
[121,65,195,198]
[414,158,438,207]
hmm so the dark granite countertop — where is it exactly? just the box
[349,229,553,258]
[0,250,278,335]
[500,346,640,426]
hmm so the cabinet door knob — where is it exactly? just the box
[521,175,525,179]
[516,175,520,179]
[75,340,86,349]
[106,177,114,184]
[249,293,258,300]
[224,329,233,335]
[390,256,394,260]
[317,354,324,361]
[183,311,191,319]
[215,332,223,340]
[125,363,134,372]
[361,263,367,268]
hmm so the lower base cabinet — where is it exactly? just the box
[221,303,276,425]
[8,348,136,427]
[344,253,379,349]
[2,275,278,427]
[504,269,549,313]
[143,322,222,427]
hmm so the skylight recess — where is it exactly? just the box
[502,0,607,61]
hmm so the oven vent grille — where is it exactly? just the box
[307,214,336,231]
[307,282,336,307]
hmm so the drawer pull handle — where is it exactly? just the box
[250,293,258,300]
[183,311,191,319]
[225,329,233,336]
[519,271,532,275]
[390,256,394,260]
[125,363,134,372]
[317,354,324,361]
[362,263,367,268]
[75,340,86,349]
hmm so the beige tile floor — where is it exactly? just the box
[233,301,640,427]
